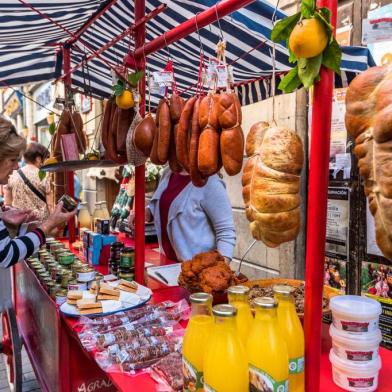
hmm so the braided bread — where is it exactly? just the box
[345,65,392,259]
[242,122,304,247]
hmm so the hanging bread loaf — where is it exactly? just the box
[189,97,207,187]
[217,92,244,176]
[242,122,304,247]
[116,108,134,154]
[345,65,392,260]
[176,96,197,172]
[133,113,157,157]
[52,110,87,159]
[198,94,221,176]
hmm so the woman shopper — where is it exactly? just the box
[129,167,236,262]
[5,142,51,221]
[0,116,76,268]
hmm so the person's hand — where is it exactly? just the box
[40,201,77,236]
[127,208,153,231]
[0,208,38,227]
[128,210,135,230]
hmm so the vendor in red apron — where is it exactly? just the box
[129,167,236,262]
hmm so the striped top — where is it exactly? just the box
[0,219,45,269]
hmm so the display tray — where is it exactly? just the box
[60,282,152,318]
[41,159,119,172]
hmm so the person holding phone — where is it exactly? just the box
[0,116,76,268]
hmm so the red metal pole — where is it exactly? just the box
[62,45,76,244]
[129,0,256,63]
[304,1,337,391]
[134,0,146,284]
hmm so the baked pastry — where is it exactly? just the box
[345,65,392,259]
[242,122,304,247]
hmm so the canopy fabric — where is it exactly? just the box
[0,0,375,105]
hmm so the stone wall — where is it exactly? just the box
[224,90,308,280]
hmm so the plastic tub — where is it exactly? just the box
[329,295,381,334]
[330,325,382,363]
[329,350,381,391]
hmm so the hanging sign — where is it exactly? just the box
[326,187,350,261]
[152,71,174,87]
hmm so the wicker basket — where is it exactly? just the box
[243,278,340,318]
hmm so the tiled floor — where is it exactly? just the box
[0,325,41,392]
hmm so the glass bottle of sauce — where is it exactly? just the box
[203,304,249,392]
[227,285,253,346]
[247,297,289,392]
[78,202,92,229]
[274,285,305,392]
[182,293,213,392]
[100,201,110,220]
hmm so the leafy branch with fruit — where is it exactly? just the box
[112,71,144,109]
[271,0,341,93]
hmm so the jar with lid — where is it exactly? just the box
[120,247,135,269]
[78,202,92,230]
[56,289,67,306]
[99,201,110,220]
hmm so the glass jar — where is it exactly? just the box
[120,247,135,269]
[78,202,92,230]
[99,201,110,220]
[92,202,103,229]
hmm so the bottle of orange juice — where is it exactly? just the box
[247,297,289,392]
[274,285,305,392]
[227,285,253,345]
[203,304,249,392]
[182,293,213,392]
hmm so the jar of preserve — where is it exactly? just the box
[120,247,135,269]
[118,270,135,282]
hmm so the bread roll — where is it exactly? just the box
[242,125,304,247]
[345,65,392,259]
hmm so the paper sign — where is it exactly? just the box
[152,71,174,87]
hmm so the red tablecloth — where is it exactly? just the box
[63,235,392,391]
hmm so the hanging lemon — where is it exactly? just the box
[115,89,135,109]
[289,18,328,59]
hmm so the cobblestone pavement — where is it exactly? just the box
[0,327,41,392]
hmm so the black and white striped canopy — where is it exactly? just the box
[0,0,375,105]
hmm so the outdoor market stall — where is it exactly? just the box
[0,0,390,391]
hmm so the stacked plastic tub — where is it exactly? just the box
[329,295,383,392]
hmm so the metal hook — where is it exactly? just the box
[163,32,172,60]
[214,4,224,40]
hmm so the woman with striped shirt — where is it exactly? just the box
[0,116,76,268]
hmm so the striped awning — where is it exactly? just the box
[0,0,375,106]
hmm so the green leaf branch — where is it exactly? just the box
[271,0,342,93]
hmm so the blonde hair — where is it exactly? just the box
[0,116,26,159]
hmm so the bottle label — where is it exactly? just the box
[249,364,288,392]
[182,357,203,391]
[289,356,305,374]
[203,383,217,392]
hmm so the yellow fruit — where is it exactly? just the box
[116,90,135,109]
[289,18,328,59]
[88,155,99,160]
[44,157,58,165]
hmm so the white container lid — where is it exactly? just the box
[329,349,381,374]
[330,325,382,348]
[330,295,382,320]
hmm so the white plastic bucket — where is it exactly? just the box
[329,350,381,392]
[330,325,382,363]
[329,295,382,334]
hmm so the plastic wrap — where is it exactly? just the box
[151,352,184,391]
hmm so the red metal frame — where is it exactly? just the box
[304,1,338,391]
[128,0,257,64]
[57,4,167,84]
[16,0,342,386]
[134,0,147,284]
[62,45,76,244]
